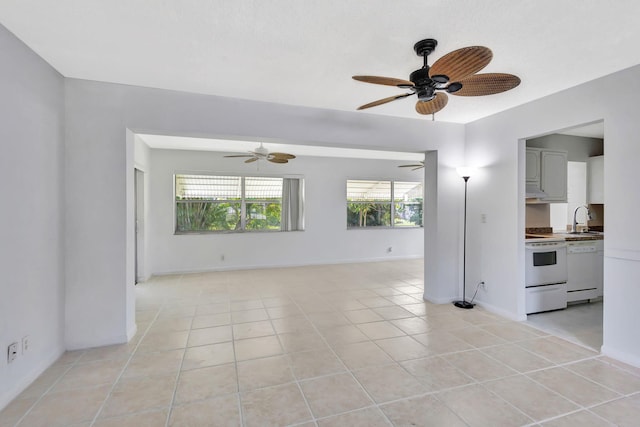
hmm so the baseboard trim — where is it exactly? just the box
[422,294,456,304]
[149,255,423,278]
[601,345,640,368]
[126,324,138,342]
[473,299,525,321]
[65,331,130,351]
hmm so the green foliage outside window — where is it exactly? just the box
[347,202,391,227]
[245,202,282,230]
[394,201,423,227]
[176,202,241,232]
[346,180,422,229]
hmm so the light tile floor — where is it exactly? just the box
[2,261,639,426]
[526,300,603,351]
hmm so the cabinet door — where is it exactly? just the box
[526,148,541,182]
[587,155,604,204]
[541,150,568,202]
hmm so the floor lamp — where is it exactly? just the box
[454,167,474,309]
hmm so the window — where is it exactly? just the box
[393,181,423,227]
[346,180,422,228]
[175,174,304,233]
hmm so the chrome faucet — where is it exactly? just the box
[572,205,592,233]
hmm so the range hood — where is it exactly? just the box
[526,183,548,199]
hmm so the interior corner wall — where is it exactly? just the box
[422,149,465,304]
[61,77,465,351]
[465,64,640,364]
[0,24,65,409]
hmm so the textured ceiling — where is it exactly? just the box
[1,1,640,124]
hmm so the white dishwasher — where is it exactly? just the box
[566,241,600,302]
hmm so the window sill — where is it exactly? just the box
[174,229,304,235]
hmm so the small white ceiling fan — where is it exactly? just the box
[224,143,296,164]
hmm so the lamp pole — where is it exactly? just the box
[454,170,474,309]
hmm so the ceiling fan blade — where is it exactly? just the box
[412,166,425,171]
[398,164,424,168]
[224,154,254,158]
[415,93,448,115]
[357,93,413,110]
[452,73,521,96]
[353,76,415,88]
[270,152,296,159]
[430,46,493,83]
[268,158,288,164]
[244,157,258,163]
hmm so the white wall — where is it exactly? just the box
[0,25,65,409]
[63,78,466,351]
[147,148,425,274]
[465,65,640,365]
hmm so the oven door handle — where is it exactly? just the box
[526,242,567,250]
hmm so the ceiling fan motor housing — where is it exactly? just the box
[410,68,437,101]
[254,144,269,157]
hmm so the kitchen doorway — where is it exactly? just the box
[135,168,145,284]
[524,120,604,351]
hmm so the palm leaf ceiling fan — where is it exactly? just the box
[224,143,296,164]
[353,38,520,117]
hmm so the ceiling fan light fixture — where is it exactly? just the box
[447,82,463,93]
[417,87,435,101]
[431,74,449,84]
[254,143,269,157]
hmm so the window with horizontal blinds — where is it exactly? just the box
[175,174,303,233]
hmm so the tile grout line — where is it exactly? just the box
[87,300,163,427]
[263,296,317,426]
[164,275,196,427]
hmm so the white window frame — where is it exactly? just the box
[346,179,423,229]
[174,173,303,234]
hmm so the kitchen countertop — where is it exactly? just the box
[525,232,604,242]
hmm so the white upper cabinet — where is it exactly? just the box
[540,150,568,202]
[526,148,541,182]
[587,155,604,204]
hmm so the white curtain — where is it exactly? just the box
[281,178,304,231]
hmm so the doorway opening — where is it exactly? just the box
[523,120,604,351]
[135,168,145,284]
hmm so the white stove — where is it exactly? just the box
[525,239,568,314]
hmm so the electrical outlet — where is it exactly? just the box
[7,342,18,363]
[480,281,487,290]
[22,336,30,354]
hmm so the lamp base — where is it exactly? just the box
[453,300,475,309]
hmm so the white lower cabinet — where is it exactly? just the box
[526,283,568,314]
[566,240,603,302]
